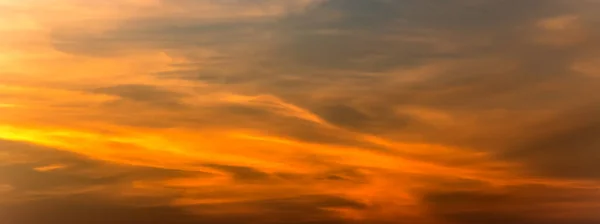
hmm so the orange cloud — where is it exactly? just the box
[1,0,600,223]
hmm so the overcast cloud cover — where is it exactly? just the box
[1,0,600,223]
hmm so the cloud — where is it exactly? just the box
[204,163,271,182]
[499,105,600,179]
[0,184,14,193]
[420,184,600,224]
[33,164,67,172]
[2,0,600,223]
[1,197,203,224]
[537,15,580,31]
[0,139,202,201]
[92,84,188,108]
[0,139,368,223]
[1,193,368,224]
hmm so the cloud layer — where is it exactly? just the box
[1,0,600,223]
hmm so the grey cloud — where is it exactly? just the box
[1,163,110,192]
[500,105,600,179]
[205,163,271,182]
[421,185,600,224]
[51,15,273,57]
[1,140,367,223]
[251,0,600,144]
[311,103,417,134]
[92,84,187,108]
[318,167,368,183]
[314,104,371,129]
[49,0,596,96]
[270,0,598,106]
[422,190,509,207]
[267,0,600,181]
[254,194,368,211]
[115,101,391,151]
[0,140,206,195]
[267,0,570,72]
[2,196,203,224]
[54,0,600,160]
[434,211,544,224]
[184,194,367,223]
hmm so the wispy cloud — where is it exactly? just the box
[34,164,67,172]
[1,0,599,223]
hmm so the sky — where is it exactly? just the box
[0,0,600,223]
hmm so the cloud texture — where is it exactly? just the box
[1,0,600,223]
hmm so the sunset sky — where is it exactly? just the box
[1,0,600,223]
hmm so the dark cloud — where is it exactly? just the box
[205,163,271,182]
[421,185,600,224]
[0,140,368,223]
[317,167,368,183]
[92,84,187,108]
[160,103,391,151]
[268,0,598,111]
[1,193,367,224]
[48,0,598,105]
[310,102,419,135]
[0,139,205,196]
[1,196,203,224]
[255,194,368,211]
[423,190,508,206]
[50,15,273,57]
[500,105,600,179]
[314,104,370,129]
[266,0,571,73]
[183,194,367,224]
[435,210,543,224]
